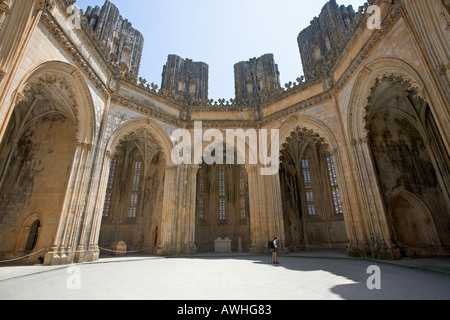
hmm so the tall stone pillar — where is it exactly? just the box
[157,165,198,256]
[267,171,286,250]
[83,150,114,263]
[157,165,176,255]
[44,142,94,265]
[350,137,400,259]
[247,165,263,253]
[247,164,285,253]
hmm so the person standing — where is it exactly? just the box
[272,236,279,264]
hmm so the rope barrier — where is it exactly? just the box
[0,247,49,264]
[1,243,448,263]
[0,245,153,263]
[98,246,155,254]
[396,242,450,257]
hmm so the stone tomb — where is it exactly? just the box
[214,238,232,253]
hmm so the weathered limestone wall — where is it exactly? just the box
[234,54,281,102]
[0,0,448,265]
[0,114,76,262]
[161,55,209,103]
[84,0,144,77]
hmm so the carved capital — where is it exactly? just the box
[106,150,114,160]
[0,0,13,13]
[36,0,55,12]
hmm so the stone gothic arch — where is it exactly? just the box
[98,119,168,254]
[106,118,173,166]
[194,147,251,253]
[14,213,44,262]
[8,61,96,144]
[388,190,442,257]
[279,124,349,252]
[0,61,97,265]
[347,58,450,258]
[87,118,174,257]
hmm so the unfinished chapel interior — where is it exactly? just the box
[0,0,449,266]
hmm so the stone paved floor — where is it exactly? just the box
[0,252,449,300]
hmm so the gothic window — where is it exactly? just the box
[240,167,247,220]
[218,166,226,221]
[324,35,331,51]
[25,220,40,253]
[326,153,344,215]
[129,159,142,218]
[178,77,186,92]
[302,154,316,216]
[103,158,117,217]
[312,46,322,62]
[189,80,197,95]
[246,80,253,95]
[198,167,205,221]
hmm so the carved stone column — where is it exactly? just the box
[350,137,400,259]
[266,171,286,252]
[0,0,14,30]
[185,165,199,253]
[68,142,94,263]
[246,165,263,253]
[247,164,285,254]
[83,151,114,263]
[157,165,176,255]
[157,164,198,256]
[44,142,93,265]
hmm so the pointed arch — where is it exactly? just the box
[348,57,429,143]
[106,118,173,167]
[388,190,442,252]
[10,60,97,144]
[279,117,350,251]
[15,213,44,255]
[279,115,341,154]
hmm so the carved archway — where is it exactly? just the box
[97,118,171,255]
[15,213,44,260]
[280,125,349,251]
[365,72,450,257]
[388,191,441,258]
[0,61,95,264]
[106,118,172,167]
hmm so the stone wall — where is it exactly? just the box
[0,0,448,265]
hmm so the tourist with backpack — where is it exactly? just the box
[270,236,279,264]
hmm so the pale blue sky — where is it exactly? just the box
[75,0,366,100]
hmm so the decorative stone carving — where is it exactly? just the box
[84,1,144,78]
[297,0,360,81]
[234,54,281,102]
[161,54,209,103]
[0,0,13,29]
